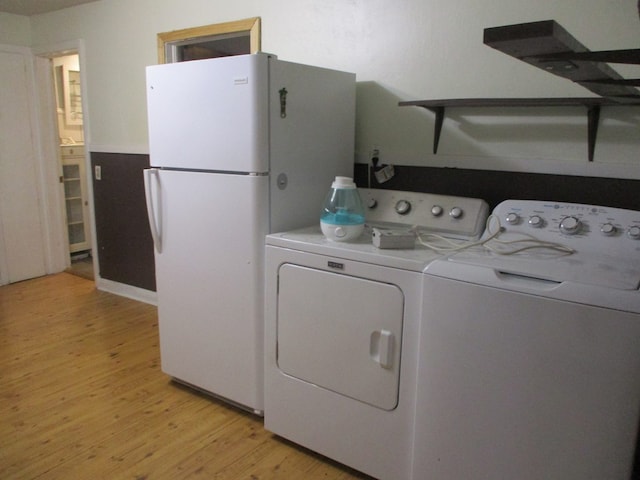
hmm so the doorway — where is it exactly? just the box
[51,53,93,278]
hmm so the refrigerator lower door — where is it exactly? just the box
[151,169,269,413]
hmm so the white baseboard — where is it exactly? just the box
[95,276,157,306]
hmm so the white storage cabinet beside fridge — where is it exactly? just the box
[143,53,355,414]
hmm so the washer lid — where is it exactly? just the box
[468,199,640,290]
[447,248,640,291]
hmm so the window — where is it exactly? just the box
[157,17,261,63]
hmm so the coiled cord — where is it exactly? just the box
[414,215,575,256]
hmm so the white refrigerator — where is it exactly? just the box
[143,53,355,414]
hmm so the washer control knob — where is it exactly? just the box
[449,207,463,219]
[528,215,544,228]
[628,225,640,240]
[505,212,520,225]
[431,205,443,217]
[600,223,616,236]
[559,216,582,235]
[367,198,378,209]
[395,200,411,215]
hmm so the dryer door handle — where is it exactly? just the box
[370,329,394,369]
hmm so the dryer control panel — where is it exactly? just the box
[359,188,489,240]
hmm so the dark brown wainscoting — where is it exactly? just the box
[355,163,640,211]
[91,152,156,291]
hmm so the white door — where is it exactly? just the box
[276,264,404,410]
[145,168,269,411]
[0,49,47,285]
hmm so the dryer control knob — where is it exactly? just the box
[431,205,443,217]
[560,216,582,235]
[528,215,544,228]
[628,225,640,240]
[367,198,378,209]
[395,200,411,215]
[600,223,616,236]
[449,207,463,219]
[505,212,520,225]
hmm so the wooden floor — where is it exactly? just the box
[0,273,373,479]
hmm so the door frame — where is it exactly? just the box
[32,39,95,277]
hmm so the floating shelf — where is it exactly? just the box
[483,20,640,100]
[401,20,640,162]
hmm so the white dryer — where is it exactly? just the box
[264,188,488,480]
[415,200,640,480]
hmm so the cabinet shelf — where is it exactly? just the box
[400,20,640,162]
[61,146,90,253]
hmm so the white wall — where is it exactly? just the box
[28,0,640,178]
[0,12,30,45]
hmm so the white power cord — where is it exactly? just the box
[414,215,575,256]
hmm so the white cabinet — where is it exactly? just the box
[61,145,90,253]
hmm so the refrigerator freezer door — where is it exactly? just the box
[146,54,269,173]
[151,169,268,412]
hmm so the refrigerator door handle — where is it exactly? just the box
[143,168,162,253]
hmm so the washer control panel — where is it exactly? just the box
[359,188,489,239]
[494,200,640,255]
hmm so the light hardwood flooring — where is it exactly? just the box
[65,254,94,281]
[0,273,373,479]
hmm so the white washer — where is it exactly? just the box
[415,200,640,480]
[264,189,488,480]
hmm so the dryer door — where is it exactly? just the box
[276,263,403,410]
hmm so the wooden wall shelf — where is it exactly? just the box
[483,20,640,100]
[399,97,639,162]
[400,20,640,162]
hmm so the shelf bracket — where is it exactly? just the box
[587,105,600,163]
[427,106,445,154]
